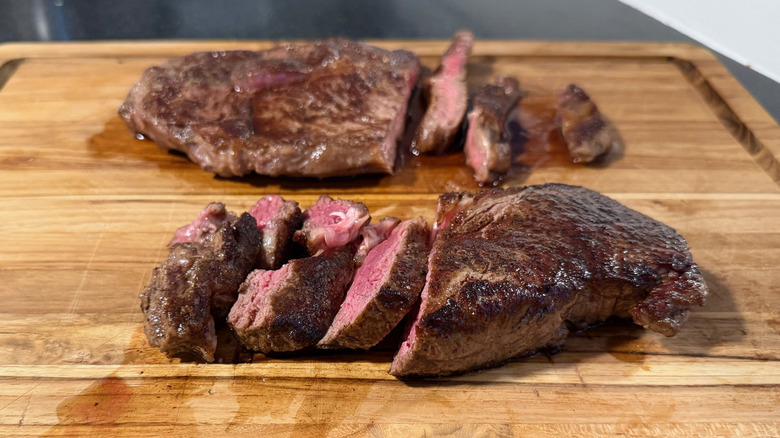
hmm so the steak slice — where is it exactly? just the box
[318,217,429,350]
[140,213,260,362]
[293,195,370,256]
[464,76,523,184]
[169,202,237,246]
[119,39,420,178]
[412,31,474,155]
[354,216,401,265]
[228,245,356,353]
[248,195,302,270]
[390,184,708,377]
[557,84,618,163]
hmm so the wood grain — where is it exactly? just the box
[0,40,779,437]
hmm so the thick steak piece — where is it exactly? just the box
[464,76,523,184]
[412,31,473,155]
[140,213,260,362]
[248,195,302,270]
[390,184,708,377]
[228,246,356,353]
[119,39,420,178]
[318,217,429,350]
[557,84,618,163]
[294,195,370,256]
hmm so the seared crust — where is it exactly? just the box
[465,76,523,183]
[256,199,302,270]
[140,213,260,362]
[228,245,356,353]
[119,40,420,177]
[557,84,618,163]
[390,184,708,377]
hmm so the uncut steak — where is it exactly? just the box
[390,184,708,377]
[318,217,429,350]
[464,76,523,184]
[412,31,473,155]
[141,213,260,362]
[119,39,420,178]
[228,245,356,353]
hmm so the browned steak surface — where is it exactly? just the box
[228,245,356,353]
[390,184,708,377]
[464,76,523,184]
[248,195,302,270]
[557,84,618,163]
[119,39,420,178]
[140,213,261,362]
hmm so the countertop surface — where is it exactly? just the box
[1,0,779,124]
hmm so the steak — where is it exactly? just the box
[318,217,429,350]
[228,245,356,353]
[140,213,260,362]
[293,195,370,256]
[119,39,420,178]
[354,216,401,265]
[412,31,473,155]
[248,195,302,270]
[464,76,523,184]
[169,202,237,246]
[557,84,618,163]
[390,184,708,377]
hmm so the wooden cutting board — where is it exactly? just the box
[1,40,779,437]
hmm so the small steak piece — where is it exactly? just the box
[318,217,429,350]
[141,213,260,362]
[293,195,370,256]
[228,245,356,352]
[248,195,302,270]
[169,202,237,246]
[557,84,618,163]
[119,39,420,178]
[412,31,474,155]
[464,76,523,184]
[354,216,401,265]
[390,184,708,377]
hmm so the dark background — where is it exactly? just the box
[1,0,778,123]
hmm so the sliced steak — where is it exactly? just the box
[390,184,708,377]
[228,245,356,353]
[412,31,474,155]
[248,195,302,270]
[293,195,370,256]
[169,202,237,246]
[318,217,429,350]
[464,76,523,184]
[354,216,401,265]
[141,213,260,362]
[119,39,420,178]
[557,84,618,163]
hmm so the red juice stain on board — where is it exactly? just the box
[57,377,132,426]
